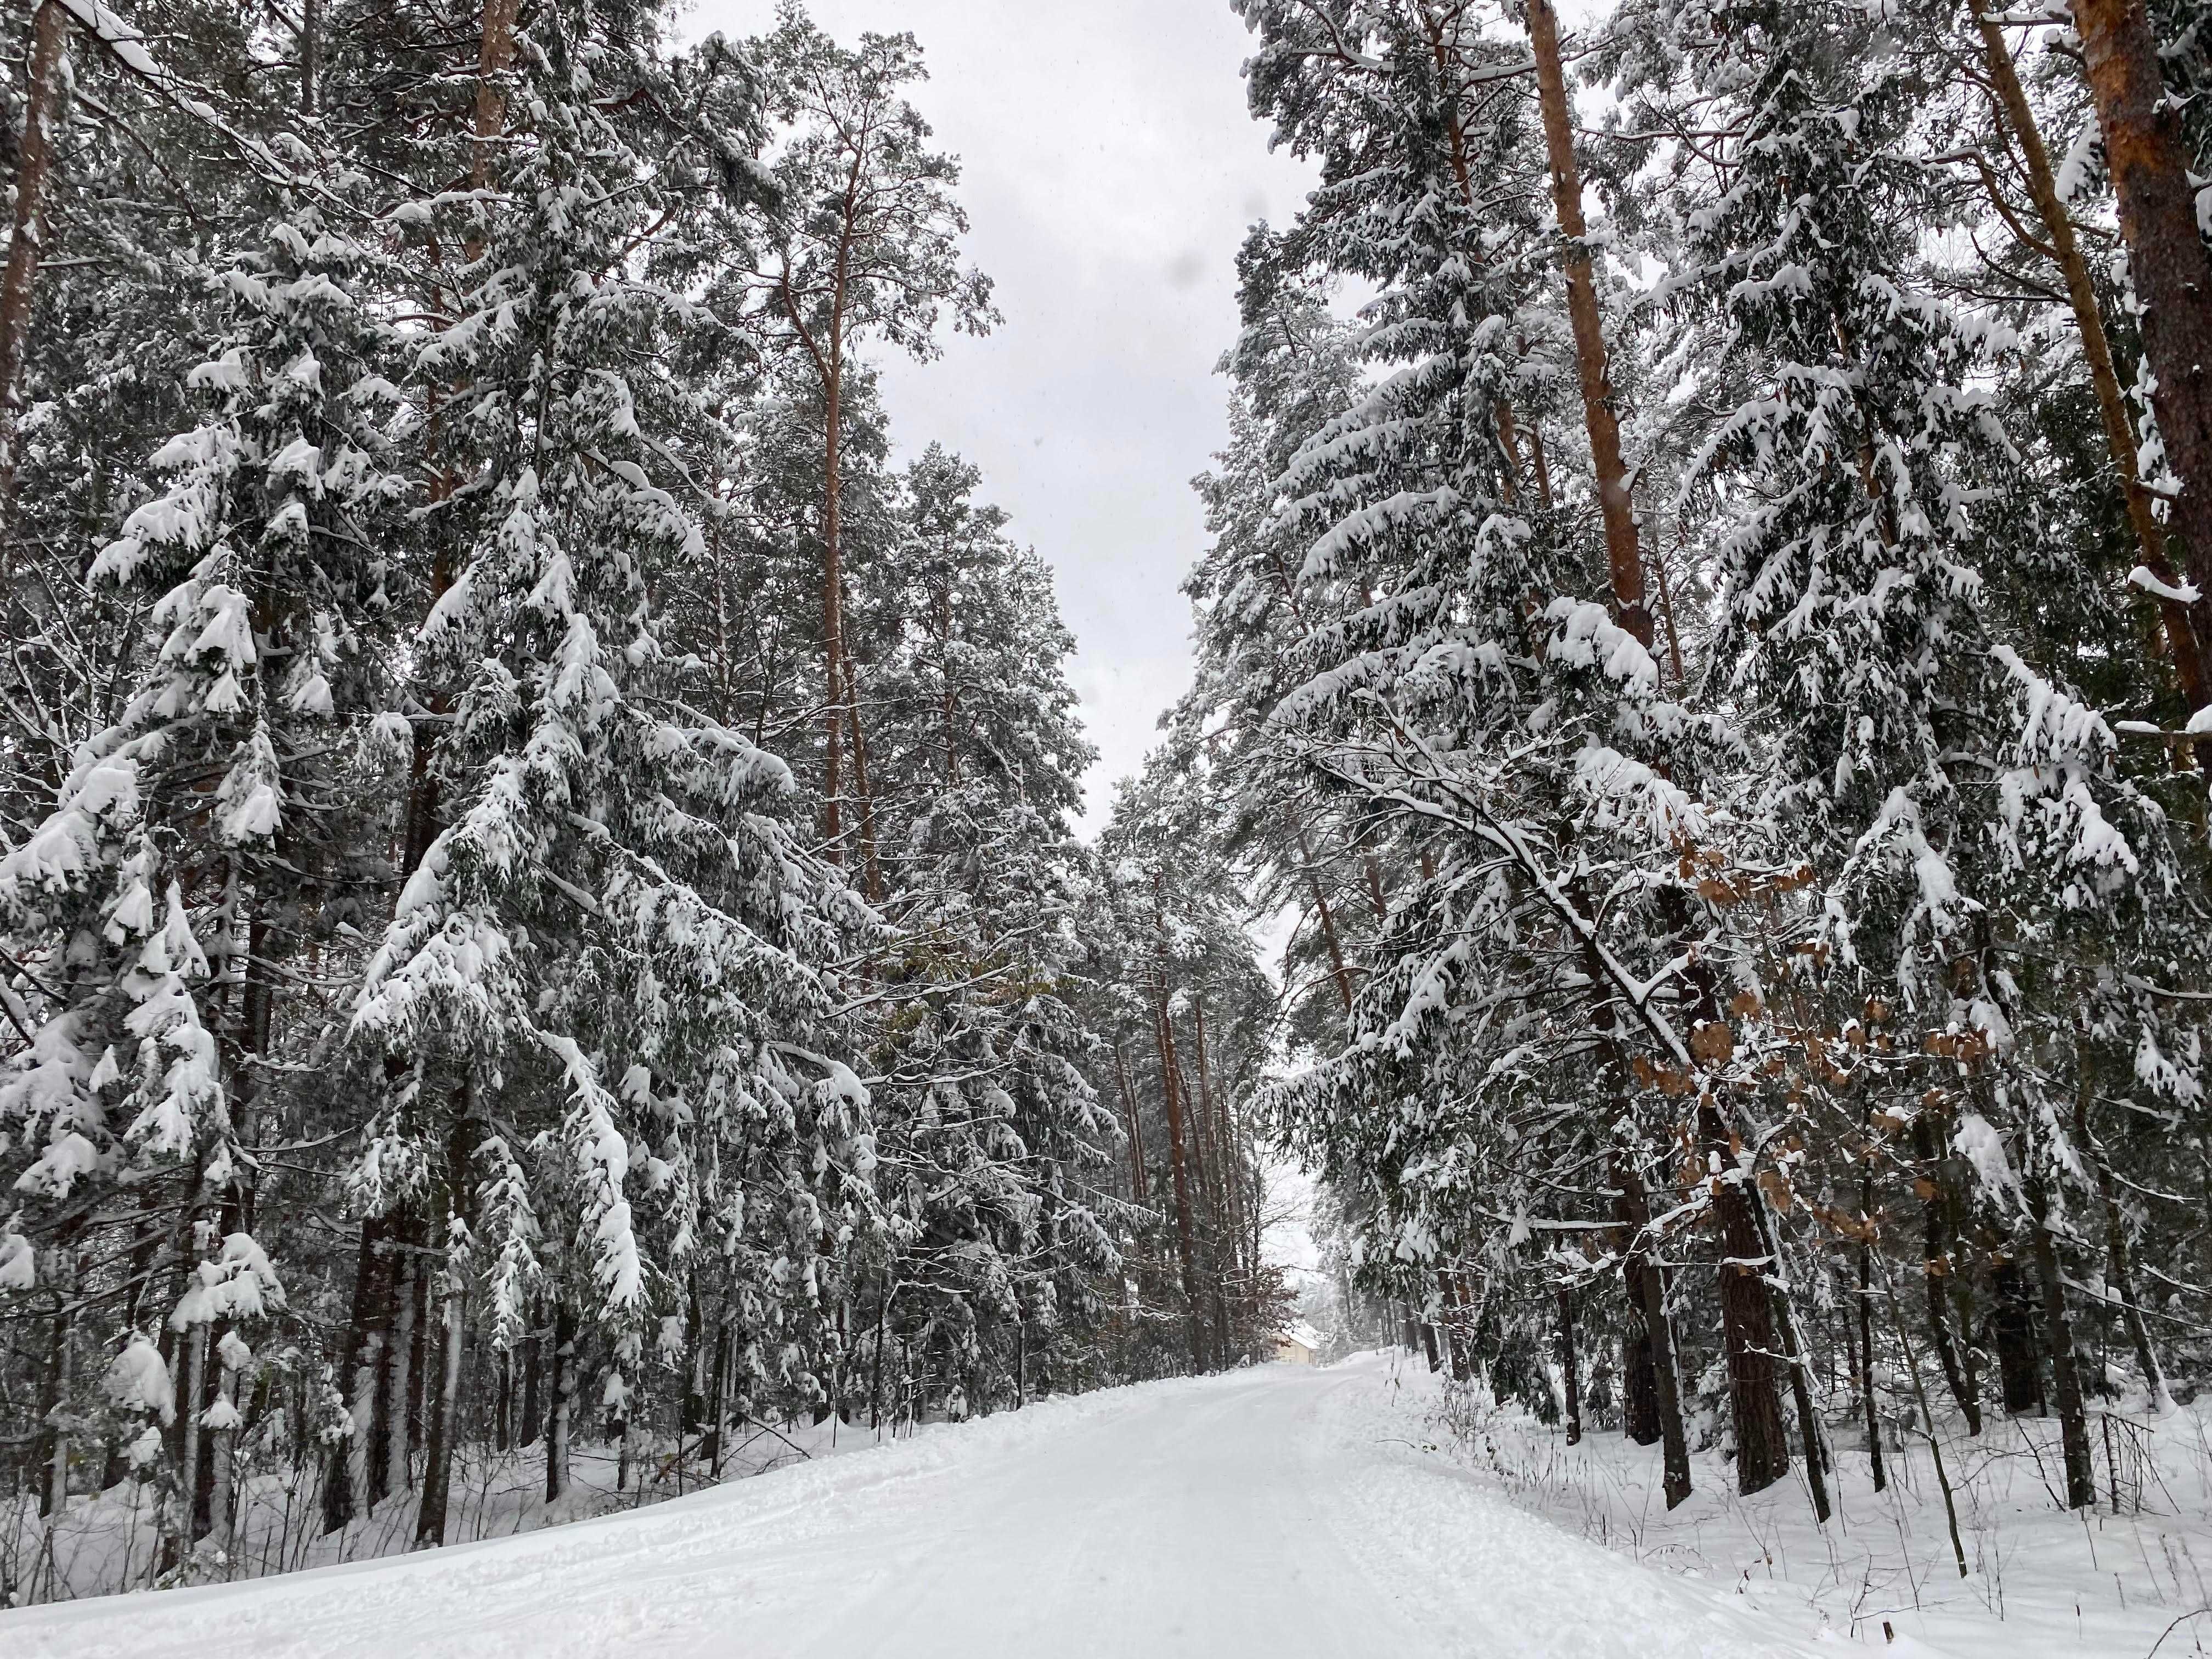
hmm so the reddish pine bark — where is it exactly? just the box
[2072,0,2212,679]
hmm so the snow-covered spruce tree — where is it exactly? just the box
[840,446,1118,1418]
[1622,0,2200,1506]
[1186,244,1384,1046]
[341,0,873,1538]
[1231,0,1811,1505]
[1088,753,1285,1376]
[0,160,401,1548]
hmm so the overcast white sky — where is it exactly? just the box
[686,0,1319,830]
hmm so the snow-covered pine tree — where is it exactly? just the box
[729,5,996,888]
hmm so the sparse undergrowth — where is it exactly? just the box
[1401,1350,2212,1656]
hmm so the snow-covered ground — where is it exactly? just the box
[6,1355,1831,1658]
[1394,1350,2212,1658]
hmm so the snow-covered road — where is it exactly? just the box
[7,1357,1832,1658]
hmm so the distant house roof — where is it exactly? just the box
[1278,1322,1324,1351]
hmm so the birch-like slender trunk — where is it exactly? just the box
[38,1269,71,1517]
[210,1347,240,1557]
[382,1234,419,1501]
[178,1323,210,1543]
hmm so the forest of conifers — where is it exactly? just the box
[5,0,2212,1601]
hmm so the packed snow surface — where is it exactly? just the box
[5,1356,1830,1658]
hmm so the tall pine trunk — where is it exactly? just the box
[1525,0,1649,645]
[1973,7,2209,717]
[1114,1042,1149,1204]
[0,0,66,511]
[2070,0,2212,665]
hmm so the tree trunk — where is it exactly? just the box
[383,1232,419,1502]
[415,1092,475,1548]
[1697,1101,1791,1495]
[1974,7,2210,719]
[819,360,848,861]
[0,0,67,513]
[1913,1118,1984,1435]
[1991,1257,2045,1414]
[2025,1194,2097,1508]
[1180,1007,1233,1360]
[210,1346,239,1555]
[2070,0,2212,668]
[1292,822,1355,1013]
[178,1322,209,1543]
[545,1301,576,1503]
[407,1244,432,1461]
[37,1275,70,1517]
[1747,1196,1829,1523]
[300,0,319,116]
[843,648,885,901]
[1615,1153,1692,1506]
[1444,1275,1476,1383]
[1113,1042,1149,1204]
[1858,1206,1887,1492]
[1622,1325,1661,1446]
[1152,969,1206,1369]
[1195,997,1244,1289]
[1525,0,1649,646]
[324,1218,386,1531]
[521,1318,544,1448]
[1558,1289,1582,1446]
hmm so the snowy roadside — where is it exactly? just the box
[1306,1354,1874,1657]
[1370,1347,2212,1657]
[0,1371,1234,1658]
